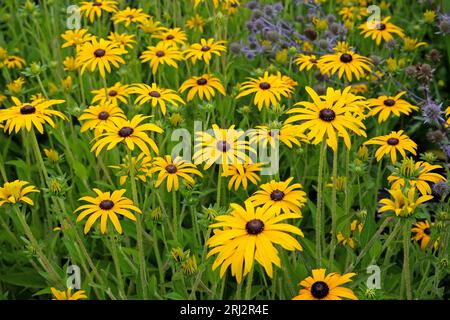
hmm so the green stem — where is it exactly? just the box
[328,149,338,269]
[172,190,178,242]
[244,266,254,300]
[217,166,223,206]
[316,142,326,267]
[109,235,125,298]
[402,222,412,299]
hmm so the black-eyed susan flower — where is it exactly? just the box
[108,32,136,50]
[378,188,433,217]
[236,71,295,110]
[184,38,227,65]
[0,97,66,134]
[130,83,185,115]
[207,200,304,283]
[139,17,166,34]
[221,162,262,190]
[248,124,308,149]
[222,0,240,15]
[91,82,131,105]
[294,54,320,72]
[185,14,205,33]
[76,38,127,78]
[149,155,203,192]
[403,37,427,52]
[293,269,357,300]
[110,153,152,185]
[387,158,446,195]
[364,131,417,164]
[337,220,363,249]
[140,41,183,74]
[112,7,150,27]
[6,77,25,94]
[78,102,126,135]
[359,16,404,45]
[249,177,307,215]
[368,92,418,123]
[60,29,95,49]
[91,114,163,156]
[179,74,226,101]
[193,124,252,171]
[75,188,141,234]
[3,55,26,69]
[79,0,118,23]
[285,86,366,151]
[411,220,438,251]
[152,27,188,47]
[63,56,79,72]
[0,180,39,206]
[318,44,373,81]
[51,287,87,300]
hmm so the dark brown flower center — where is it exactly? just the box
[165,164,178,174]
[127,14,134,19]
[310,58,317,63]
[384,99,396,106]
[94,49,106,58]
[270,189,285,201]
[8,57,15,61]
[197,78,208,85]
[319,108,336,122]
[424,228,431,235]
[93,1,102,6]
[98,111,109,120]
[387,138,399,146]
[166,35,175,40]
[20,104,36,115]
[118,126,134,137]
[99,199,114,210]
[340,53,353,63]
[149,91,161,98]
[375,23,386,30]
[246,219,265,235]
[108,90,118,97]
[259,82,271,90]
[201,45,211,52]
[156,50,165,57]
[216,140,230,152]
[311,281,329,299]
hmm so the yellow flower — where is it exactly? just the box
[368,92,418,123]
[0,180,39,206]
[275,49,288,63]
[186,14,205,33]
[62,76,73,92]
[3,55,26,69]
[75,188,141,234]
[222,0,240,15]
[386,57,406,72]
[91,82,131,105]
[207,200,304,283]
[44,148,60,163]
[108,32,136,49]
[423,10,436,24]
[359,16,404,45]
[130,83,185,115]
[221,162,263,190]
[337,220,363,249]
[248,124,308,149]
[60,29,95,49]
[411,220,438,251]
[79,0,118,23]
[293,269,358,300]
[179,74,226,101]
[295,54,320,72]
[109,153,153,185]
[139,17,166,34]
[7,77,25,94]
[184,38,227,65]
[140,41,183,74]
[51,288,87,300]
[63,56,79,71]
[364,131,417,164]
[379,188,433,218]
[112,7,150,27]
[312,17,328,30]
[78,102,126,136]
[403,37,427,52]
[152,27,188,47]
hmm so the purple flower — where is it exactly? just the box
[433,181,450,198]
[422,100,445,127]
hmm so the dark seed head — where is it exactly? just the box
[93,1,102,6]
[311,281,329,299]
[216,140,230,152]
[259,82,271,90]
[118,126,134,137]
[340,53,353,63]
[166,35,175,40]
[127,14,134,19]
[165,164,177,174]
[108,90,118,97]
[20,104,36,115]
[246,219,265,235]
[149,91,161,98]
[8,57,15,61]
[310,58,318,63]
[375,23,386,31]
[156,50,165,57]
[270,189,285,201]
[94,49,106,58]
[384,99,396,106]
[424,228,431,235]
[197,78,208,85]
[387,138,399,146]
[99,199,114,210]
[319,108,336,122]
[98,111,109,120]
[201,46,211,52]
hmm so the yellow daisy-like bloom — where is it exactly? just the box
[179,74,226,102]
[221,162,263,191]
[63,56,79,71]
[236,71,296,110]
[51,288,87,300]
[112,7,150,27]
[91,115,163,156]
[207,200,304,283]
[193,124,252,172]
[295,54,320,72]
[285,86,366,152]
[337,220,363,249]
[363,130,417,164]
[222,0,240,15]
[149,155,203,192]
[248,124,308,149]
[0,180,39,206]
[367,92,418,123]
[403,37,427,52]
[6,77,25,94]
[79,0,118,23]
[249,177,307,215]
[293,269,357,300]
[411,220,438,251]
[76,38,127,78]
[107,32,136,49]
[152,27,188,47]
[140,41,183,75]
[3,55,26,69]
[359,16,404,45]
[318,46,373,81]
[60,29,94,49]
[130,83,185,115]
[378,188,433,218]
[75,188,142,234]
[423,10,436,24]
[387,159,445,195]
[185,14,205,33]
[44,148,60,163]
[91,82,131,105]
[0,97,66,134]
[78,102,126,135]
[184,38,227,65]
[139,17,166,34]
[110,153,153,186]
